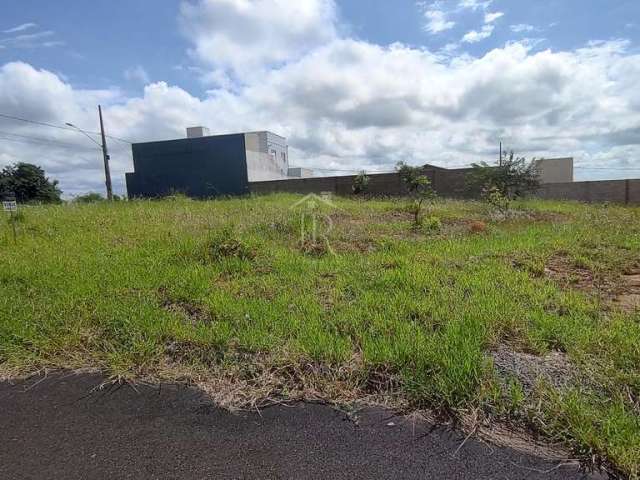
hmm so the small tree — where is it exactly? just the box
[482,185,510,214]
[0,162,62,203]
[352,171,370,195]
[396,162,437,226]
[466,151,540,199]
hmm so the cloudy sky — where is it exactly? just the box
[1,0,639,197]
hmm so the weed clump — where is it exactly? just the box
[201,226,255,263]
[420,216,441,233]
[299,238,331,257]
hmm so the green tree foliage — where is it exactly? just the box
[482,185,510,213]
[0,162,62,203]
[73,192,105,203]
[352,171,370,195]
[396,162,437,226]
[466,151,541,199]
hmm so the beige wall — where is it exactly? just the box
[536,157,573,184]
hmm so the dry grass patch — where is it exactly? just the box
[157,351,406,412]
[491,345,579,397]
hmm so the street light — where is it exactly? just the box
[65,105,113,200]
[65,122,102,148]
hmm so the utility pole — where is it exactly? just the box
[98,105,113,200]
[499,141,502,166]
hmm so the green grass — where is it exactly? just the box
[1,193,640,476]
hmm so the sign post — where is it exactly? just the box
[2,196,18,244]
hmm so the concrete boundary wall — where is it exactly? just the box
[536,179,640,204]
[250,171,640,205]
[250,167,476,198]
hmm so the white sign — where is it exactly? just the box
[2,201,17,212]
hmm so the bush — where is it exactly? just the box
[482,185,510,213]
[466,151,540,199]
[352,171,370,195]
[74,193,105,203]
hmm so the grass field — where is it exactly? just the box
[1,193,639,477]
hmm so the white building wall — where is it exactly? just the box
[244,132,289,181]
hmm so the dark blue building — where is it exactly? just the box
[126,129,291,199]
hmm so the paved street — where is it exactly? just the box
[0,373,599,479]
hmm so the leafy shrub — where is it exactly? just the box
[352,171,370,195]
[482,185,510,213]
[466,150,540,199]
[396,162,437,226]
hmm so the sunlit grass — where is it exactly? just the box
[1,194,639,476]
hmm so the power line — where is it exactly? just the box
[0,135,103,152]
[0,130,99,151]
[0,112,133,144]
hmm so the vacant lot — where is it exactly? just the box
[1,194,639,477]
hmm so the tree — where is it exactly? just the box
[73,192,105,203]
[352,171,370,195]
[0,163,62,203]
[396,162,437,226]
[466,151,540,199]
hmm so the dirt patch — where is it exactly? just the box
[491,345,578,396]
[469,220,487,233]
[299,238,332,256]
[543,254,601,293]
[159,288,214,325]
[164,340,222,366]
[489,210,568,224]
[523,253,640,313]
[163,301,213,324]
[613,269,640,312]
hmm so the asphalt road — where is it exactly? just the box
[0,373,601,479]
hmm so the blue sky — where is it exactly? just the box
[1,0,639,196]
[4,1,639,93]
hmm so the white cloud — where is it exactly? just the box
[484,11,504,23]
[0,29,64,49]
[511,24,536,33]
[2,23,37,34]
[422,4,456,34]
[421,0,498,36]
[178,0,337,78]
[124,66,151,85]
[458,0,492,11]
[462,24,494,43]
[1,2,640,196]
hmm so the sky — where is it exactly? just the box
[1,0,639,197]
